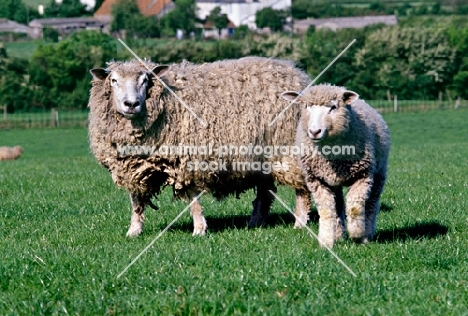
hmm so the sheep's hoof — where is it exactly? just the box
[248,218,267,228]
[318,233,335,248]
[126,225,142,237]
[293,221,307,229]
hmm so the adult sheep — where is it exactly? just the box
[0,146,23,161]
[282,84,390,247]
[88,57,311,237]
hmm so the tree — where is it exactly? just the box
[255,8,286,32]
[29,31,117,110]
[45,0,88,18]
[0,0,38,24]
[160,0,198,37]
[0,43,30,112]
[353,27,456,99]
[206,7,229,38]
[111,0,159,38]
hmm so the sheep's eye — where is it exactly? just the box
[330,105,337,111]
[111,78,117,85]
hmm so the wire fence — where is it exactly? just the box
[0,99,467,129]
[369,98,467,114]
[0,108,88,129]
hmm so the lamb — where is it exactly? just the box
[0,146,23,161]
[88,57,312,237]
[282,84,390,247]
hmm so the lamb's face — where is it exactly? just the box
[281,86,359,143]
[90,63,169,119]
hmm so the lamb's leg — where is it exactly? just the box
[308,180,338,248]
[333,187,346,241]
[248,174,276,227]
[345,177,373,243]
[126,193,146,237]
[293,189,311,228]
[190,191,207,236]
[364,171,386,243]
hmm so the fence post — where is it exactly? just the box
[438,91,442,108]
[455,96,460,110]
[393,95,398,113]
[2,105,6,120]
[51,108,57,127]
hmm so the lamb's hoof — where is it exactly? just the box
[126,225,142,237]
[192,227,206,236]
[192,222,207,236]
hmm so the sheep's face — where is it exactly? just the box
[13,146,23,155]
[281,86,359,143]
[109,70,149,118]
[90,64,169,119]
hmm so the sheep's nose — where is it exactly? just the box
[124,100,140,108]
[310,129,322,138]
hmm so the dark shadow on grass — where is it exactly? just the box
[169,210,320,234]
[380,202,393,212]
[375,221,448,243]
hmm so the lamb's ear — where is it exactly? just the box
[343,90,359,105]
[90,68,109,81]
[281,91,303,104]
[150,65,169,78]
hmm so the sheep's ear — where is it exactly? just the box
[281,91,303,104]
[150,65,169,78]
[343,90,359,105]
[90,68,109,81]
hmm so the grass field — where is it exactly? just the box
[1,109,467,314]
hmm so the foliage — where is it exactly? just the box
[160,0,198,37]
[255,8,286,32]
[0,43,29,112]
[0,0,40,24]
[28,31,116,110]
[93,0,105,12]
[231,25,251,40]
[111,0,160,39]
[205,7,229,37]
[290,0,468,19]
[301,27,365,88]
[353,27,456,99]
[44,0,88,18]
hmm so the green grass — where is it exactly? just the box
[1,109,468,314]
[4,41,39,60]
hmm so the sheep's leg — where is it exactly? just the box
[364,171,386,243]
[345,177,373,243]
[126,193,146,237]
[293,189,311,228]
[333,187,346,241]
[190,191,207,236]
[248,174,276,227]
[308,180,338,248]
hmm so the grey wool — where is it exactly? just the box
[88,57,312,237]
[283,84,391,247]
